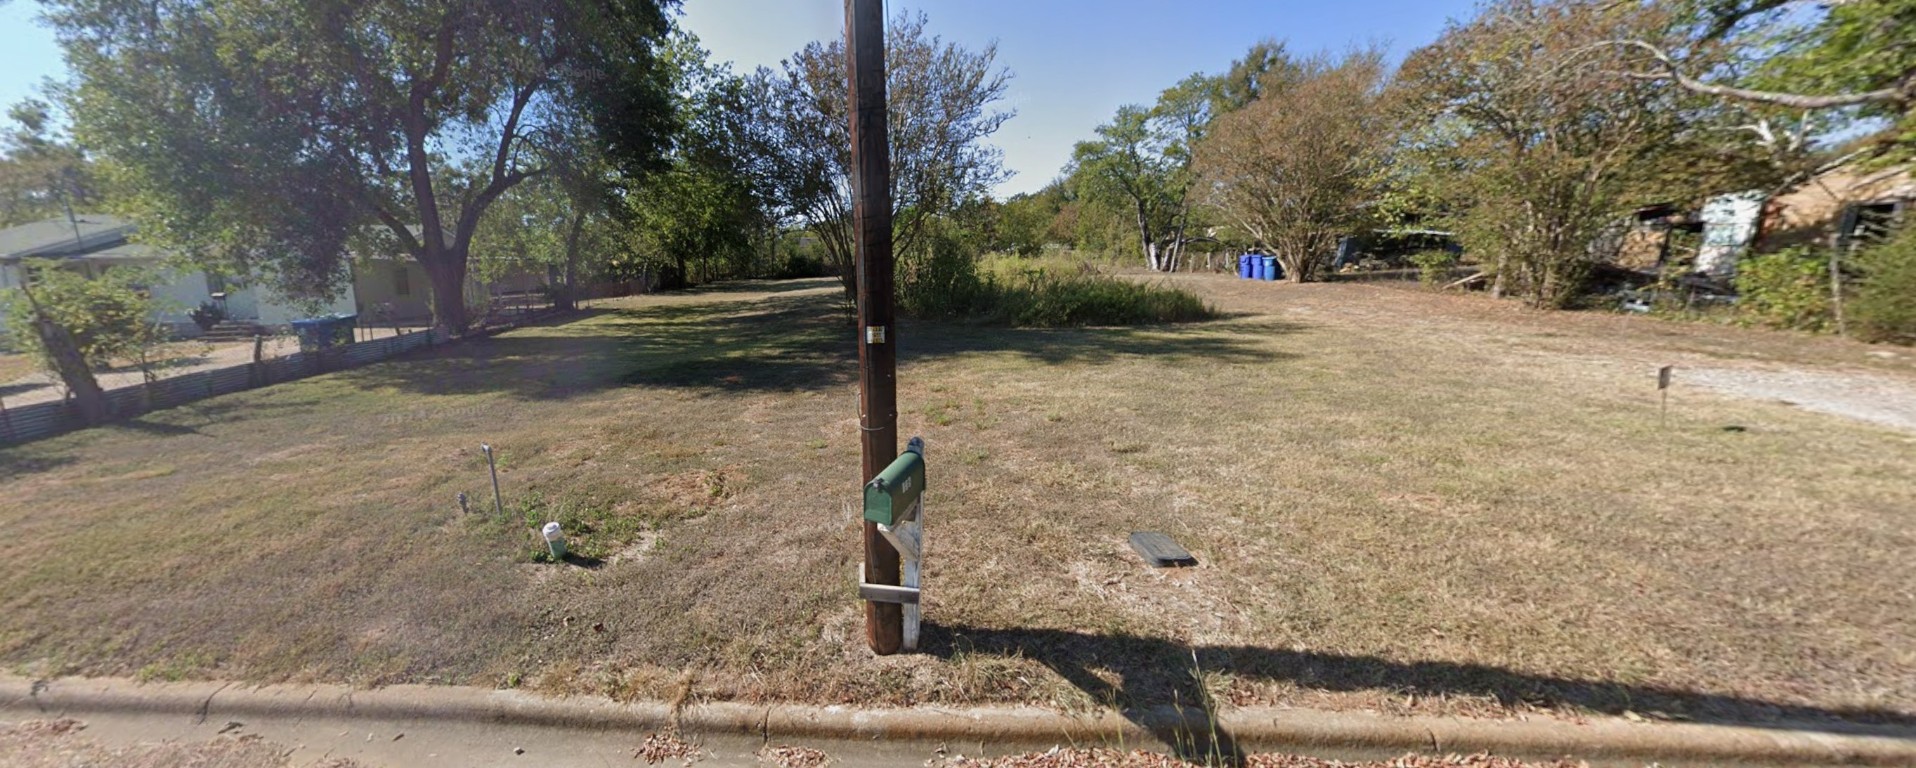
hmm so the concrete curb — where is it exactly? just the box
[4,676,1914,765]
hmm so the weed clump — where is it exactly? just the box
[897,229,1214,327]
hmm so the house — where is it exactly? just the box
[1603,162,1914,281]
[1758,163,1914,253]
[1,214,554,338]
[0,214,354,336]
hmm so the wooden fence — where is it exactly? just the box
[0,327,446,447]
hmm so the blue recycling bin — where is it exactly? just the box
[1261,256,1278,281]
[1237,253,1252,279]
[291,314,358,352]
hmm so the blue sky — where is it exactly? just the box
[2,0,1480,197]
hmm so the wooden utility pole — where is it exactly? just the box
[847,0,902,655]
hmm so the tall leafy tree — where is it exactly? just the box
[742,11,1012,300]
[1398,0,1729,306]
[1196,48,1394,283]
[624,34,774,289]
[48,0,678,331]
[1069,45,1280,272]
[1069,105,1182,271]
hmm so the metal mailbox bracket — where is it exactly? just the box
[858,437,925,650]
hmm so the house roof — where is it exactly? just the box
[0,214,137,260]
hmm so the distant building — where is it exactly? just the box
[0,214,549,337]
[0,214,355,336]
[1758,163,1914,253]
[1606,162,1913,281]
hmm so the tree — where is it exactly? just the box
[1069,103,1190,272]
[1209,39,1304,114]
[622,33,775,289]
[1195,49,1393,283]
[0,98,102,227]
[1398,0,1723,307]
[49,0,679,332]
[1069,46,1284,273]
[998,185,1067,257]
[470,163,618,311]
[3,260,166,423]
[1616,0,1915,157]
[743,11,1012,301]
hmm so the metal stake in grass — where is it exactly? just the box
[1658,365,1674,428]
[481,443,504,517]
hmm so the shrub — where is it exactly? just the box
[992,266,1213,327]
[1409,249,1459,286]
[897,228,993,318]
[4,260,169,369]
[896,229,1214,327]
[1850,228,1916,344]
[773,251,834,280]
[1734,247,1833,332]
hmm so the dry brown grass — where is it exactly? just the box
[2,276,1912,732]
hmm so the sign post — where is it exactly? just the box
[1658,365,1674,428]
[846,0,903,655]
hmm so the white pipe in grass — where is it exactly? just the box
[542,521,566,560]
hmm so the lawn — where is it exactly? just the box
[2,275,1912,733]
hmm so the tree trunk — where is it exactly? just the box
[558,210,585,311]
[32,317,108,424]
[1135,202,1162,271]
[15,274,108,424]
[420,254,471,333]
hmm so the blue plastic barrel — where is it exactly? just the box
[1237,253,1251,279]
[291,314,359,352]
[1261,256,1278,281]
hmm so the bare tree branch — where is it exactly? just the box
[1603,39,1907,110]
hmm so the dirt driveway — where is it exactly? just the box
[1166,273,1916,434]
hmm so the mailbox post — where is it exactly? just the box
[859,436,925,650]
[846,0,904,655]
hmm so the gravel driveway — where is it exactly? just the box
[1680,366,1916,434]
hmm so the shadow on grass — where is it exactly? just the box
[114,418,205,437]
[336,285,1298,401]
[674,277,840,297]
[0,447,77,480]
[925,624,1916,765]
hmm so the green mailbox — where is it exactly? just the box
[863,447,925,526]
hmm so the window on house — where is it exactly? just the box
[394,264,411,296]
[1840,200,1906,251]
